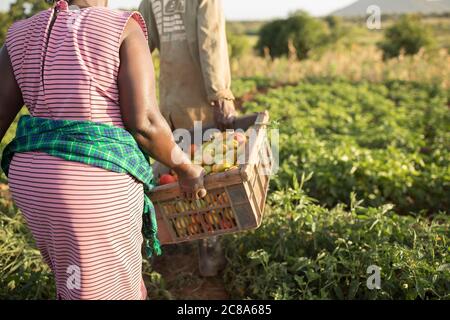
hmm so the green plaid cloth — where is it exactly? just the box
[1,115,161,257]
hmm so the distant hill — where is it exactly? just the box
[332,0,450,17]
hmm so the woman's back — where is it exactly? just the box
[5,5,149,300]
[1,0,207,301]
[6,6,146,126]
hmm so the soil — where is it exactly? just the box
[147,242,229,300]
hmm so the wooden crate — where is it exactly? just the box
[147,111,273,244]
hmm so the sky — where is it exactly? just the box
[0,0,358,20]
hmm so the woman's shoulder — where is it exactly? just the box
[6,9,52,46]
[85,7,148,39]
[8,9,52,33]
[87,7,144,22]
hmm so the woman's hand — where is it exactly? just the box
[174,163,207,199]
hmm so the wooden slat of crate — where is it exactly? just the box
[149,168,245,202]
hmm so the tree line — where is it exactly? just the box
[257,11,435,60]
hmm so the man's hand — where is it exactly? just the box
[213,99,236,130]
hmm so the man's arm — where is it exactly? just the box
[138,0,160,53]
[197,0,236,129]
[197,0,234,103]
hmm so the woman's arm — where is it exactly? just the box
[0,46,24,142]
[118,18,205,198]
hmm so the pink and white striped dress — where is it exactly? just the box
[6,5,149,300]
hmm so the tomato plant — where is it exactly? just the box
[244,80,449,214]
[222,79,449,300]
[223,179,449,300]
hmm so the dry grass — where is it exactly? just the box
[231,45,450,88]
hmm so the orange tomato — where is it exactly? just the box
[219,215,233,229]
[159,174,177,186]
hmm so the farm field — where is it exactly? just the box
[224,79,449,300]
[0,7,449,300]
[1,78,448,300]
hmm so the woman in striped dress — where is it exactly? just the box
[0,0,205,300]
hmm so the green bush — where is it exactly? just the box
[227,32,251,60]
[223,180,450,300]
[256,19,286,58]
[323,15,347,43]
[256,11,329,60]
[379,15,435,59]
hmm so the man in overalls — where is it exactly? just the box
[139,0,236,277]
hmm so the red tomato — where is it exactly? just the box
[159,174,177,186]
[220,218,233,230]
